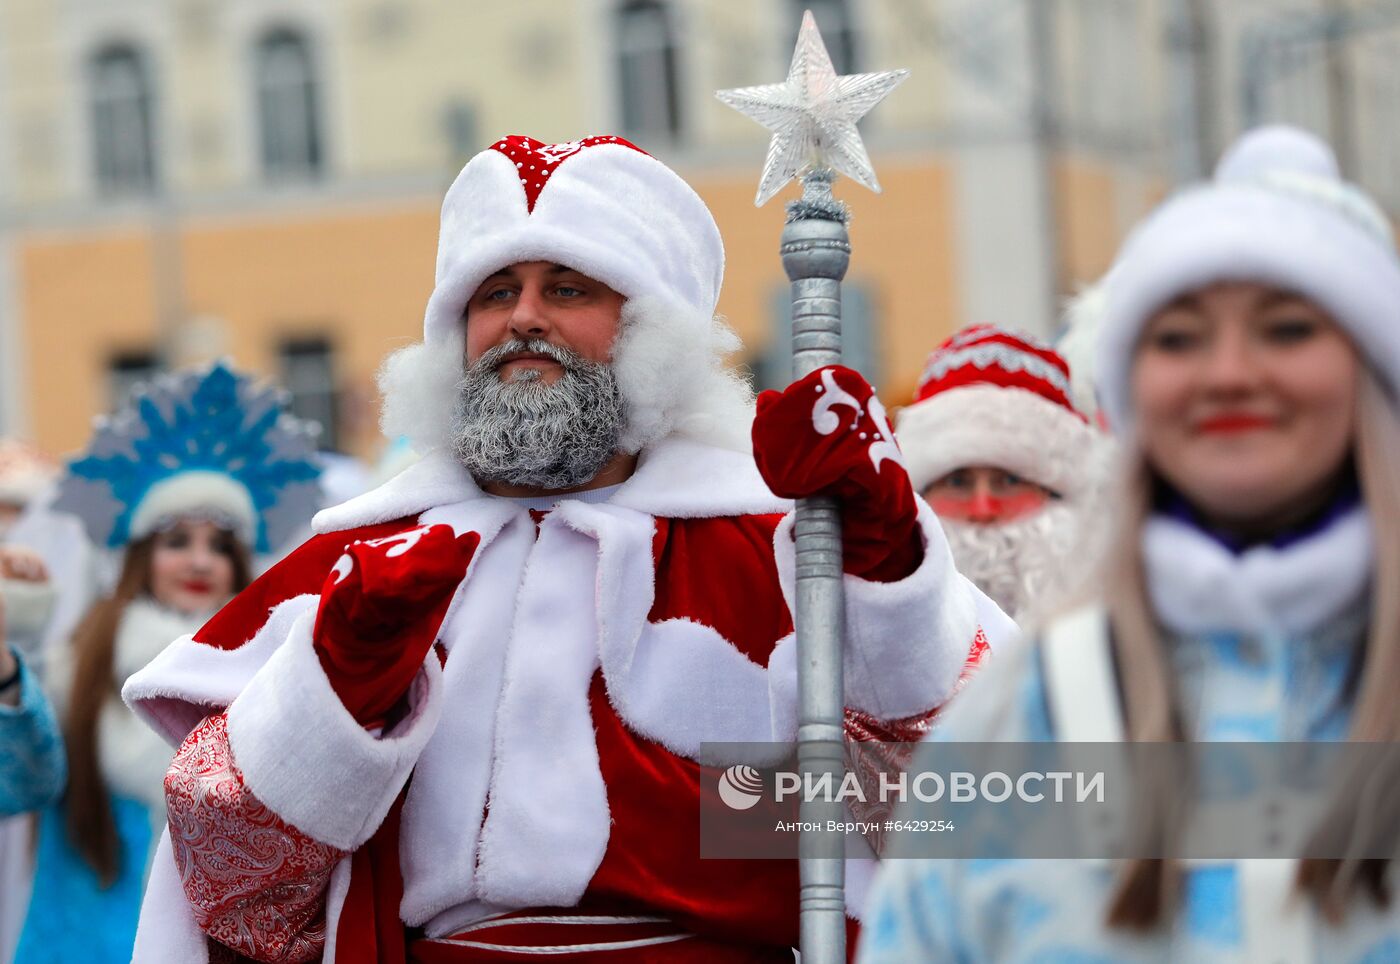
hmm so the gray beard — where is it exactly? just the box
[449,338,626,490]
[941,501,1089,624]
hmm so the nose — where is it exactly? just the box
[187,541,218,574]
[507,285,552,341]
[967,478,1001,523]
[1200,324,1260,397]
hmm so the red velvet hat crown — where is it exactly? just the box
[488,134,647,212]
[915,324,1081,420]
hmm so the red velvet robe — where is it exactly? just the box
[124,440,1004,962]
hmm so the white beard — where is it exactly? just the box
[941,501,1096,625]
[449,338,626,490]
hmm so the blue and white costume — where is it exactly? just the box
[858,490,1399,964]
[13,361,321,964]
[0,647,64,817]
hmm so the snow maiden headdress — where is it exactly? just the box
[53,361,323,553]
[379,134,754,456]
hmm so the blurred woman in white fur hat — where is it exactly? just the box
[860,125,1400,961]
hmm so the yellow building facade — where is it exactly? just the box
[0,0,1171,461]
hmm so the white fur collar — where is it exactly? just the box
[313,436,787,534]
[114,598,210,686]
[103,599,206,812]
[1142,506,1373,637]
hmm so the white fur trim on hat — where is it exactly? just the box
[421,143,724,346]
[1097,125,1400,430]
[127,470,257,545]
[896,383,1104,501]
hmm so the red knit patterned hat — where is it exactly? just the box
[914,324,1080,414]
[897,325,1103,500]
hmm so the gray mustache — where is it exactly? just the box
[473,338,587,374]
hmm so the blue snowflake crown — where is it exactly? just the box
[54,361,324,553]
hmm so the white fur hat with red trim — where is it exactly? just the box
[896,324,1104,500]
[421,134,724,345]
[1097,125,1400,430]
[379,134,751,457]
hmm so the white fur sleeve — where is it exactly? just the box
[224,609,444,850]
[773,500,979,719]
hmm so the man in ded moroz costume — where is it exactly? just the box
[898,325,1112,623]
[123,135,1008,962]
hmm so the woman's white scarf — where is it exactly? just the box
[101,599,210,811]
[1141,505,1373,638]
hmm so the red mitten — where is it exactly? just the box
[753,365,922,582]
[313,524,480,727]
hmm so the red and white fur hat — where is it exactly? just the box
[896,325,1104,502]
[379,134,751,457]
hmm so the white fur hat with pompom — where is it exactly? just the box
[1096,125,1400,431]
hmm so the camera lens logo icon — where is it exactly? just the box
[718,765,764,810]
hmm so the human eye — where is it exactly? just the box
[160,529,190,549]
[1145,325,1201,353]
[553,282,586,298]
[943,470,972,490]
[1263,316,1318,344]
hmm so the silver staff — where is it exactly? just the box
[718,12,907,962]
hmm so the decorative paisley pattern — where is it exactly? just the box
[844,627,990,852]
[165,713,344,963]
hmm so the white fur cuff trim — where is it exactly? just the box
[124,595,321,747]
[774,502,978,718]
[226,611,443,850]
[131,828,210,963]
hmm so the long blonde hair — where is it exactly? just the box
[1100,366,1398,929]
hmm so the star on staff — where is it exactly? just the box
[716,9,909,206]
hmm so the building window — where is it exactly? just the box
[1071,0,1139,143]
[792,0,858,75]
[89,44,157,194]
[279,337,338,450]
[107,350,161,408]
[615,1,682,140]
[755,282,879,391]
[442,99,479,168]
[255,28,323,179]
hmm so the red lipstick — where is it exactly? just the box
[181,579,214,594]
[1196,413,1275,434]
